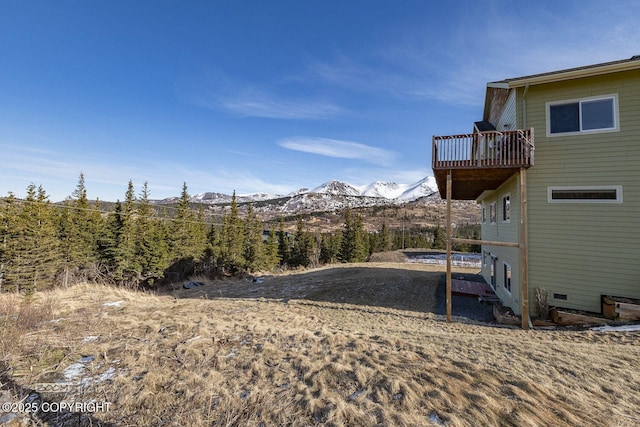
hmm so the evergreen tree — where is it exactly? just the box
[432,222,446,249]
[379,223,392,252]
[117,181,141,285]
[219,192,244,274]
[339,207,367,262]
[242,203,265,272]
[59,173,101,285]
[263,227,280,270]
[2,185,61,293]
[100,181,140,287]
[170,182,194,261]
[0,193,21,292]
[167,182,208,278]
[204,221,221,274]
[319,231,341,264]
[290,218,314,267]
[135,182,170,285]
[277,218,290,266]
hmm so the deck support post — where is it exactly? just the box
[520,167,529,330]
[446,170,452,323]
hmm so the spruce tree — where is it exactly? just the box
[432,222,446,249]
[263,227,280,270]
[277,218,290,266]
[339,206,367,262]
[59,173,101,285]
[100,181,141,287]
[242,203,265,272]
[290,218,314,267]
[3,185,61,293]
[135,182,170,285]
[170,182,194,261]
[219,192,244,274]
[379,223,391,252]
[319,231,341,264]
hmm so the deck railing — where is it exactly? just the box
[433,129,534,169]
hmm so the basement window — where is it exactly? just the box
[548,186,622,203]
[503,262,512,293]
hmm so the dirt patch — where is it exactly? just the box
[367,250,409,263]
[169,262,489,320]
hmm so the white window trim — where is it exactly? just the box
[548,185,623,204]
[502,193,511,223]
[503,262,512,294]
[489,202,496,224]
[545,93,619,137]
[490,255,497,289]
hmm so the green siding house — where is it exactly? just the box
[432,56,640,321]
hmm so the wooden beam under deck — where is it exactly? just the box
[434,167,522,200]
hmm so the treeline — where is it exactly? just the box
[0,175,479,293]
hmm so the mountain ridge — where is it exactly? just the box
[159,176,438,205]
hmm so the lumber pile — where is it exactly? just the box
[602,296,640,321]
[550,308,609,326]
[493,304,521,326]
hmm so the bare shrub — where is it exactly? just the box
[534,287,549,319]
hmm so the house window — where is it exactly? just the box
[489,202,496,224]
[548,186,623,203]
[503,262,512,293]
[490,256,497,289]
[547,94,618,136]
[481,205,486,224]
[502,194,511,222]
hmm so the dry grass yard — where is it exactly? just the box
[1,262,639,426]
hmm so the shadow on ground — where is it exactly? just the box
[168,265,495,323]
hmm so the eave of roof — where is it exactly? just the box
[487,55,640,89]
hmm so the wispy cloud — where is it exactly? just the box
[305,1,640,107]
[179,69,346,120]
[278,137,397,166]
[220,90,344,120]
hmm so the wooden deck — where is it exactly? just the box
[432,129,534,200]
[451,278,496,299]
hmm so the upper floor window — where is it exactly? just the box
[489,202,496,224]
[546,94,618,136]
[502,194,511,222]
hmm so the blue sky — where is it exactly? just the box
[2,0,639,202]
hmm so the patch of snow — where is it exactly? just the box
[408,253,481,268]
[103,301,124,307]
[63,363,87,382]
[83,336,99,342]
[591,324,640,332]
[429,412,446,426]
[98,367,116,382]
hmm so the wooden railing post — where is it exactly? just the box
[446,170,452,323]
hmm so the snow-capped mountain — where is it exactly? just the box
[311,180,362,197]
[160,177,438,207]
[358,177,438,200]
